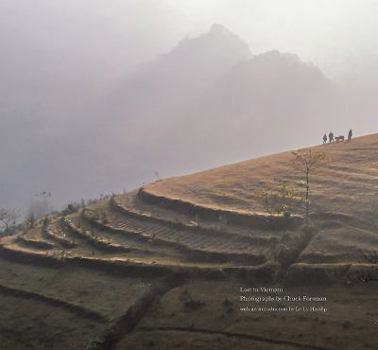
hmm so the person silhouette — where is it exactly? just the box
[329,131,334,143]
[323,134,327,144]
[348,129,353,141]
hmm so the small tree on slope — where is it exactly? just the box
[0,208,19,233]
[292,149,326,226]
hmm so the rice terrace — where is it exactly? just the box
[0,134,378,349]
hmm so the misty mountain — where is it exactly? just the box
[79,24,255,186]
[0,24,350,214]
[104,24,251,131]
[104,30,338,173]
[159,50,338,164]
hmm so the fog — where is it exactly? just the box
[1,0,378,214]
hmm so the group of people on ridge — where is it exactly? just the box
[323,129,352,144]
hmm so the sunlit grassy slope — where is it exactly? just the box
[145,133,378,220]
[143,133,378,271]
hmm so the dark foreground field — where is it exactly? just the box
[0,255,377,350]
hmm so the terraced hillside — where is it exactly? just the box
[1,133,377,349]
[143,133,378,282]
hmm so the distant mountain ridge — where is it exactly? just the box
[0,24,346,214]
[100,24,337,169]
[106,23,251,123]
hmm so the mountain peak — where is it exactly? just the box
[208,23,233,36]
[172,24,251,62]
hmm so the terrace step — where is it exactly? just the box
[112,195,277,245]
[62,216,133,253]
[17,228,57,250]
[109,206,267,255]
[16,236,55,250]
[77,214,188,262]
[43,219,77,248]
[83,207,268,265]
[0,239,250,276]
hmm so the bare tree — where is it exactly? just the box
[25,210,36,229]
[0,208,19,232]
[292,149,326,225]
[26,192,53,228]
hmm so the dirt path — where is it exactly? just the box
[87,273,188,350]
[0,283,107,323]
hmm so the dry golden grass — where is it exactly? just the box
[145,133,378,219]
[142,133,378,268]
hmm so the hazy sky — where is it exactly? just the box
[2,0,377,80]
[163,0,378,78]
